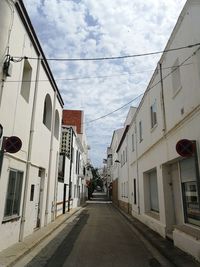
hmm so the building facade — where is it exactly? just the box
[56,110,90,216]
[109,0,200,261]
[0,0,63,251]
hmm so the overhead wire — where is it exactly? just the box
[2,62,193,83]
[84,45,200,125]
[11,42,200,62]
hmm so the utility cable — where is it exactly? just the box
[2,62,193,83]
[84,46,200,125]
[11,42,200,62]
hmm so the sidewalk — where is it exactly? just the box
[115,206,200,267]
[0,207,83,267]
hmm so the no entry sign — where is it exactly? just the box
[176,139,195,157]
[3,136,22,153]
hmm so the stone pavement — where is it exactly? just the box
[0,207,83,267]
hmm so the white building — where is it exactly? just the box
[56,110,90,216]
[109,0,200,261]
[0,0,63,251]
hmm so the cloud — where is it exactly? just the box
[23,0,186,166]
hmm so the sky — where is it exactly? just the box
[23,0,186,167]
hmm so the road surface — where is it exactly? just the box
[15,193,173,267]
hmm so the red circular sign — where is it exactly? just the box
[176,139,195,157]
[4,136,22,153]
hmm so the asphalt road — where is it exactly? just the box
[19,194,173,267]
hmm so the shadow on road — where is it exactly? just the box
[27,210,89,267]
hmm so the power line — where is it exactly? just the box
[11,42,200,62]
[3,62,193,83]
[84,46,200,125]
[85,93,144,124]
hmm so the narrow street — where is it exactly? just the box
[15,193,173,267]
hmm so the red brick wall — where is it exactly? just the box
[62,110,83,134]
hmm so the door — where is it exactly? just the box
[34,176,41,229]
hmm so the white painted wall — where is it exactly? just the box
[109,0,200,260]
[0,1,63,251]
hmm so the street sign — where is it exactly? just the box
[3,136,22,153]
[176,139,195,157]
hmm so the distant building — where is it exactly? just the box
[56,110,90,216]
[0,0,63,251]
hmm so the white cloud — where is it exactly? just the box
[23,0,186,166]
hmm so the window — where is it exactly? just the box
[133,179,137,204]
[75,150,78,174]
[4,170,23,218]
[139,121,143,142]
[125,147,127,162]
[54,110,60,139]
[58,154,65,182]
[123,151,125,165]
[149,169,159,212]
[43,94,52,130]
[150,100,157,128]
[197,49,200,79]
[21,59,32,102]
[132,134,135,151]
[171,58,181,96]
[180,157,200,227]
[30,184,35,201]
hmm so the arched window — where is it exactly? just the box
[43,94,52,130]
[54,110,60,139]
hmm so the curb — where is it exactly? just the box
[114,205,200,267]
[0,206,85,267]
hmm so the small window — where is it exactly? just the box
[125,147,127,162]
[149,170,159,212]
[54,110,60,140]
[123,151,125,165]
[139,121,143,142]
[133,179,137,204]
[4,170,23,218]
[30,184,35,201]
[150,100,157,128]
[180,157,200,227]
[171,58,181,96]
[21,59,32,102]
[196,49,200,80]
[58,154,65,182]
[43,94,52,130]
[132,134,135,151]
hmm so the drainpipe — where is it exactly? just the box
[159,62,166,133]
[68,128,73,212]
[135,123,140,214]
[19,56,41,241]
[45,90,56,225]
